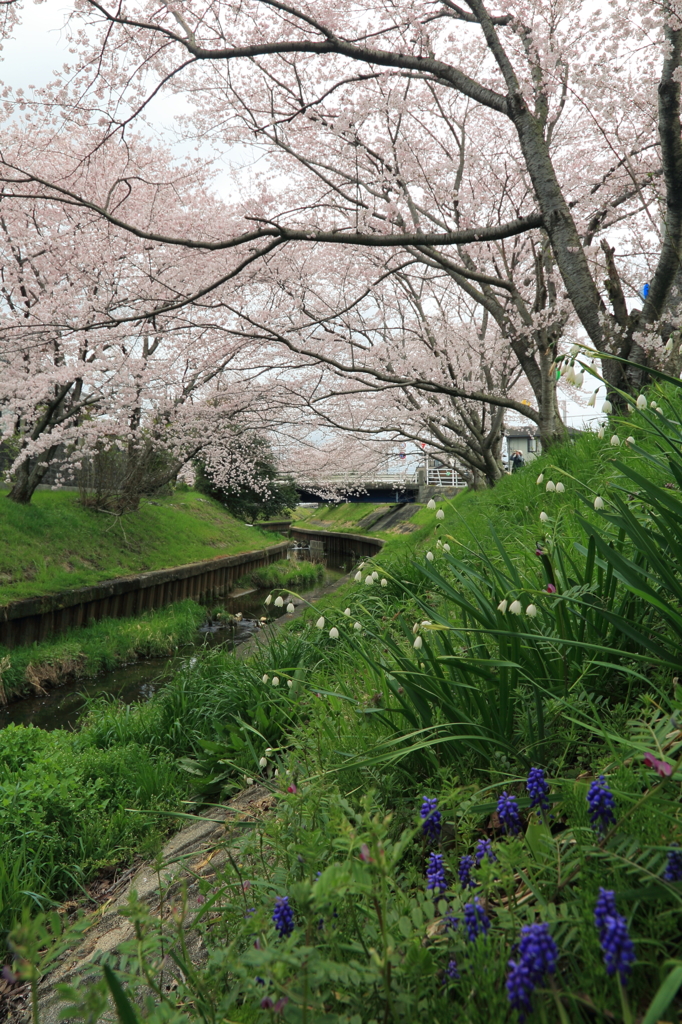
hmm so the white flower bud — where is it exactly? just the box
[427,498,436,510]
[413,635,423,650]
[555,482,565,493]
[287,603,295,614]
[413,622,420,633]
[316,616,325,629]
[436,539,442,549]
[259,757,267,768]
[426,551,434,561]
[651,401,658,409]
[497,599,508,613]
[443,543,450,552]
[245,776,254,786]
[436,509,445,520]
[354,621,362,630]
[287,680,293,688]
[546,480,556,492]
[602,400,613,415]
[265,594,272,605]
[509,600,522,615]
[570,344,579,356]
[626,436,636,445]
[665,339,674,353]
[594,496,604,510]
[262,675,269,684]
[610,435,620,446]
[540,512,549,523]
[536,473,544,484]
[526,604,538,617]
[354,571,362,581]
[329,627,339,639]
[344,607,351,616]
[597,427,605,439]
[636,394,647,410]
[274,768,279,777]
[274,596,284,607]
[365,574,373,585]
[380,578,388,587]
[587,391,597,407]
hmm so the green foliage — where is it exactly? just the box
[0,489,278,603]
[236,558,325,592]
[0,599,206,701]
[195,438,298,523]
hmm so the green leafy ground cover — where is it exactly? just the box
[3,376,682,1023]
[235,557,325,592]
[0,490,282,604]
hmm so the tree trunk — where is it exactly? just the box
[6,455,52,504]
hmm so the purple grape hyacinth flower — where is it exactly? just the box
[506,922,558,1021]
[445,958,460,981]
[587,775,616,834]
[663,846,682,882]
[497,791,522,835]
[458,854,477,890]
[426,852,447,894]
[474,838,497,866]
[594,888,618,937]
[600,914,636,983]
[272,896,295,938]
[420,796,442,844]
[464,897,490,940]
[526,767,551,813]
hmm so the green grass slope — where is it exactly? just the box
[0,490,282,604]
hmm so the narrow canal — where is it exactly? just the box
[0,548,349,732]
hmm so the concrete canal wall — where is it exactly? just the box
[0,542,288,648]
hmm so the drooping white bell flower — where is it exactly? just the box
[413,635,423,650]
[626,436,636,445]
[497,599,508,613]
[413,622,420,633]
[546,480,556,492]
[555,482,565,493]
[636,394,647,410]
[602,400,613,414]
[259,757,267,768]
[526,604,538,617]
[365,574,374,585]
[436,509,445,520]
[354,571,362,581]
[372,571,379,580]
[426,551,434,561]
[287,603,295,614]
[570,344,579,357]
[354,622,362,631]
[573,371,584,387]
[651,401,658,409]
[536,473,544,484]
[509,600,522,615]
[665,339,674,353]
[274,768,279,778]
[245,776,254,786]
[265,748,273,755]
[427,498,436,510]
[287,679,293,688]
[540,512,549,523]
[421,620,432,626]
[274,596,284,607]
[594,496,604,510]
[265,594,272,605]
[316,616,325,629]
[262,675,269,684]
[344,607,351,616]
[380,578,388,587]
[597,427,605,439]
[587,391,597,408]
[329,627,339,639]
[443,543,451,552]
[610,435,620,446]
[271,679,279,688]
[359,562,365,570]
[436,539,442,549]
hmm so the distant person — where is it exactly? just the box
[501,447,510,473]
[511,450,525,473]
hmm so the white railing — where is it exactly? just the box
[426,467,465,487]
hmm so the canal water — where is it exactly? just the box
[0,547,350,733]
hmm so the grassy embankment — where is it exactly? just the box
[0,491,289,702]
[4,386,682,1022]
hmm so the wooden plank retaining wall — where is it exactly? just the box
[0,542,288,649]
[289,527,384,561]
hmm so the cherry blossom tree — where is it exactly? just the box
[0,0,674,418]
